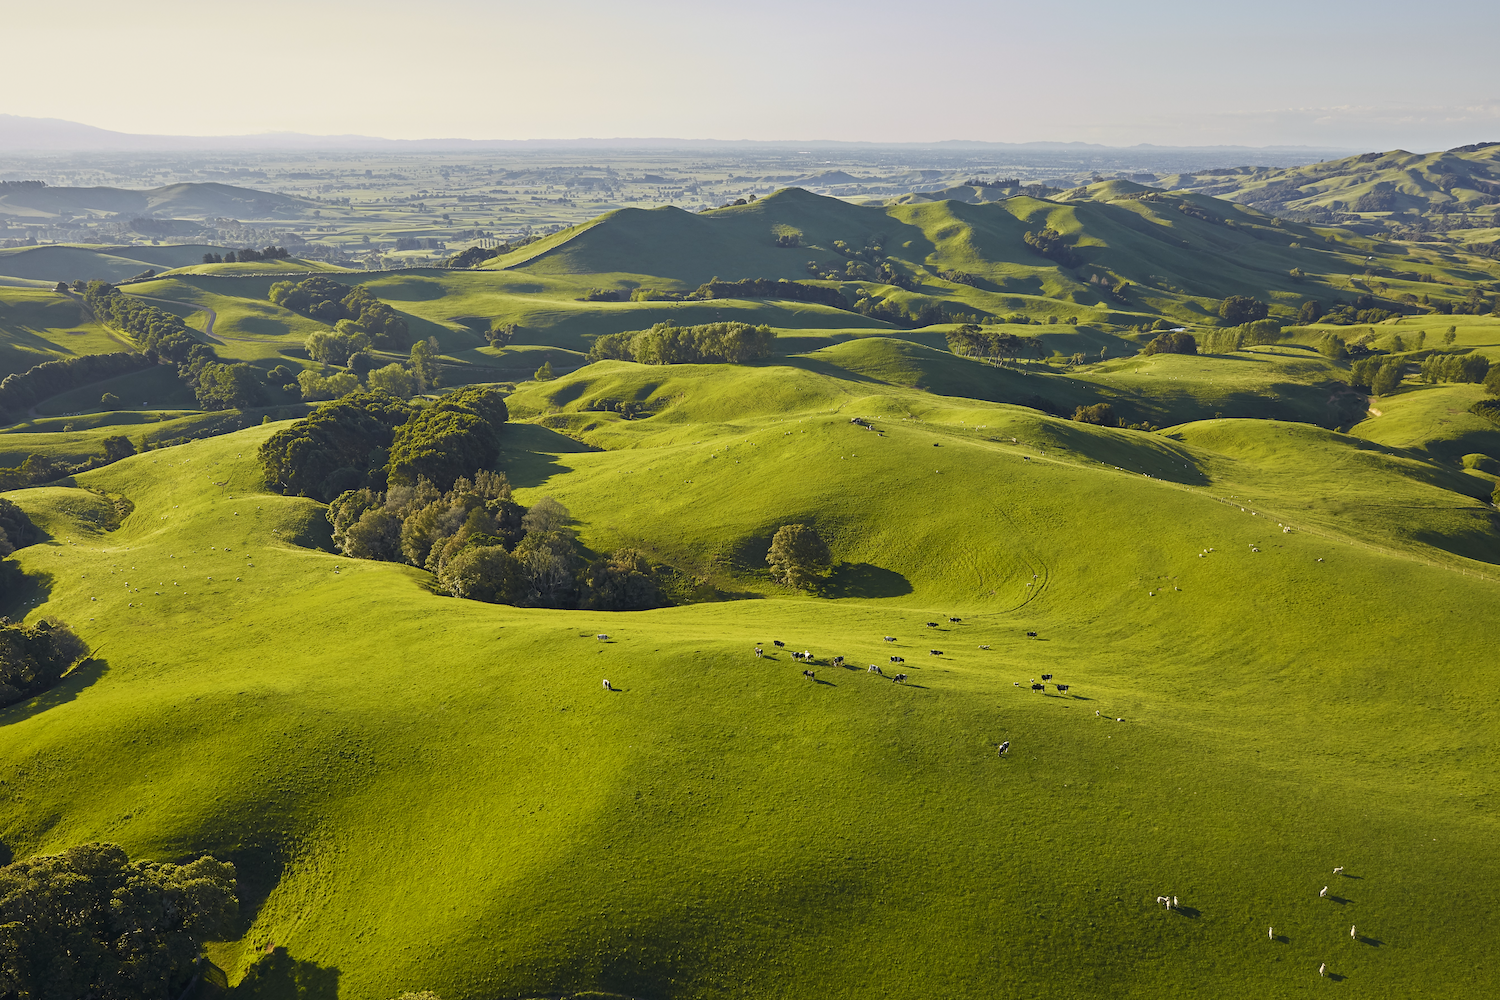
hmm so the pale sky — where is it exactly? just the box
[5,0,1499,149]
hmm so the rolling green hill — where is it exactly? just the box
[1158,145,1500,240]
[0,181,319,222]
[2,167,1500,1000]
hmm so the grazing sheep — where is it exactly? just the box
[1172,896,1178,907]
[1269,926,1274,941]
[1333,866,1344,874]
[1350,925,1356,939]
[602,679,612,691]
[1319,963,1326,978]
[1320,886,1328,898]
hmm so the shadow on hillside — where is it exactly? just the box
[778,355,888,385]
[822,562,912,599]
[217,841,288,937]
[1413,520,1500,566]
[0,657,110,728]
[229,946,338,999]
[496,423,596,489]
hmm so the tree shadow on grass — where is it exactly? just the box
[215,842,287,937]
[494,422,596,489]
[229,947,339,1000]
[0,657,110,728]
[821,562,912,599]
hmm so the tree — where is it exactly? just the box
[296,369,360,402]
[102,435,136,463]
[1371,361,1403,395]
[488,322,517,348]
[0,618,89,709]
[1073,403,1116,425]
[580,548,660,610]
[534,360,555,381]
[514,529,579,605]
[1142,332,1197,356]
[1317,332,1348,360]
[53,281,68,293]
[766,523,830,590]
[438,545,527,604]
[101,392,119,407]
[367,363,416,398]
[1444,326,1457,345]
[195,363,267,410]
[1218,295,1269,326]
[0,842,236,1000]
[385,386,509,492]
[409,338,440,391]
[521,496,569,534]
[1298,300,1323,324]
[258,392,413,501]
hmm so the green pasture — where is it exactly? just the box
[0,286,129,371]
[3,359,1499,998]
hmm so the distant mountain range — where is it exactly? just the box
[0,114,1357,161]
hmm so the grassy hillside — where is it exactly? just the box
[0,181,318,222]
[2,169,1500,1000]
[3,363,1498,998]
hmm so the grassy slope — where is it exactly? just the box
[3,355,1497,998]
[0,286,129,371]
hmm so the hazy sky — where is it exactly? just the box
[6,0,1499,149]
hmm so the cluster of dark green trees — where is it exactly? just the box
[1022,228,1081,268]
[0,436,138,491]
[692,277,849,309]
[80,282,267,411]
[1218,295,1270,326]
[945,324,1045,361]
[1418,351,1492,385]
[200,246,290,264]
[268,276,410,349]
[0,616,88,710]
[588,322,776,365]
[0,351,154,421]
[442,235,540,268]
[1143,331,1198,355]
[328,476,660,610]
[0,843,237,1000]
[259,387,509,503]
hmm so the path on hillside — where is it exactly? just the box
[134,295,222,344]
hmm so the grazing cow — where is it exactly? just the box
[979,644,991,650]
[997,741,1010,756]
[893,673,908,683]
[1320,886,1328,898]
[926,622,939,628]
[1333,866,1344,874]
[755,647,763,657]
[802,670,815,680]
[832,656,845,667]
[1031,683,1044,691]
[1026,631,1038,638]
[949,617,962,623]
[803,650,812,660]
[597,634,609,641]
[1041,673,1053,681]
[890,655,905,663]
[929,649,943,656]
[884,636,897,642]
[602,679,612,691]
[1056,684,1070,693]
[773,640,785,648]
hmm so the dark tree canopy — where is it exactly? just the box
[258,392,414,501]
[269,276,411,349]
[580,548,661,610]
[766,523,831,591]
[0,497,38,557]
[1073,403,1117,425]
[0,843,237,1000]
[386,386,510,492]
[589,322,776,365]
[1218,295,1270,326]
[0,618,89,710]
[1142,331,1198,356]
[945,324,1045,361]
